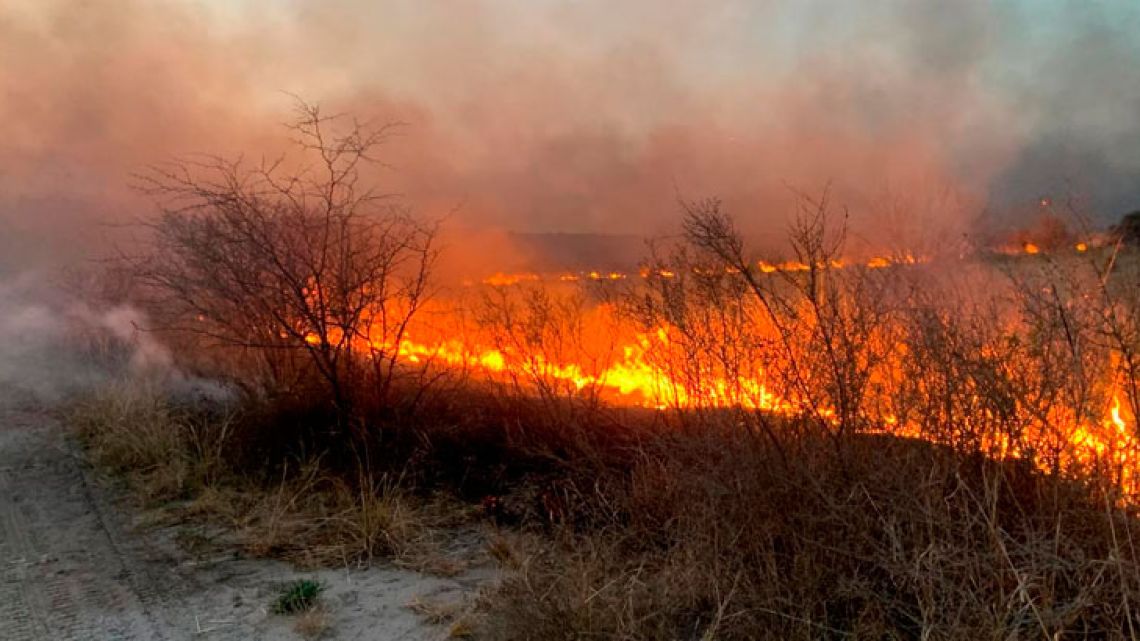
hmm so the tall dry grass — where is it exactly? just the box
[479,427,1140,640]
[68,380,455,570]
[70,380,234,500]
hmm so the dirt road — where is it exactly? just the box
[0,394,486,640]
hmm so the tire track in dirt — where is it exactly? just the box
[0,474,46,640]
[0,402,175,640]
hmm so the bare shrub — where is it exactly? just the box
[639,192,900,455]
[134,100,438,432]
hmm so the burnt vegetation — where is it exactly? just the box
[70,105,1140,639]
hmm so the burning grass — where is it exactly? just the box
[70,145,1140,637]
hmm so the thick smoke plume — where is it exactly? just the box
[2,0,1139,266]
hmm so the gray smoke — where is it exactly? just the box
[0,272,227,404]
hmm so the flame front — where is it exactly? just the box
[334,253,1140,497]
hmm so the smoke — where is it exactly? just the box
[2,0,1139,267]
[989,2,1140,215]
[0,273,225,404]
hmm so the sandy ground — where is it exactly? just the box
[0,393,494,640]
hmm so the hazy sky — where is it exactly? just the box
[3,0,1139,265]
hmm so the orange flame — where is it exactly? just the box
[345,263,1139,497]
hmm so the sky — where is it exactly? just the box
[2,0,1139,266]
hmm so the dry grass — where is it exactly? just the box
[478,430,1140,640]
[217,463,443,568]
[69,381,447,570]
[323,474,423,562]
[69,380,232,502]
[293,604,331,639]
[447,618,478,639]
[407,595,466,625]
[407,593,485,639]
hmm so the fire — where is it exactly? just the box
[388,321,685,408]
[473,255,927,288]
[1112,396,1128,431]
[341,257,1140,498]
[1023,242,1040,254]
[483,272,541,286]
[383,308,1137,477]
